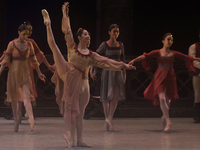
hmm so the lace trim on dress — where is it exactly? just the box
[74,45,92,58]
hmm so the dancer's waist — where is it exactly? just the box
[158,64,173,67]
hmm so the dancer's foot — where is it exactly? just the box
[161,116,166,130]
[105,118,114,131]
[41,9,51,26]
[164,118,172,132]
[14,119,19,132]
[77,141,92,148]
[28,116,35,132]
[24,113,29,118]
[105,121,109,131]
[63,131,73,149]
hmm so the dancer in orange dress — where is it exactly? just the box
[0,23,46,132]
[0,22,55,119]
[42,2,135,148]
[129,33,200,132]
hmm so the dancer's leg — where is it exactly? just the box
[103,101,109,131]
[158,91,171,131]
[21,84,34,131]
[11,100,20,132]
[70,121,76,146]
[76,80,91,147]
[193,77,200,123]
[161,95,171,129]
[63,104,73,148]
[106,86,119,131]
[41,9,67,77]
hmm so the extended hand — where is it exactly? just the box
[39,73,46,83]
[123,63,136,70]
[48,65,55,73]
[128,60,134,65]
[90,72,97,81]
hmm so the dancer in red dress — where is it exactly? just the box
[129,33,200,132]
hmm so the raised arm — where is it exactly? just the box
[62,2,75,50]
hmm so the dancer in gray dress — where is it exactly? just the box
[90,24,126,131]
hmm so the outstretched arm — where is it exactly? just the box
[62,2,75,50]
[91,52,135,70]
[129,55,145,65]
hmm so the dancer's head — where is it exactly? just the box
[76,28,91,47]
[18,22,29,42]
[24,21,33,37]
[162,33,173,48]
[108,24,119,40]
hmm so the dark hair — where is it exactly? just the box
[18,22,30,32]
[162,33,172,40]
[76,28,86,37]
[109,24,119,31]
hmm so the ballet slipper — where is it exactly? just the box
[161,116,166,130]
[77,141,92,148]
[28,116,35,132]
[41,9,51,26]
[164,118,172,132]
[105,118,114,131]
[63,131,73,149]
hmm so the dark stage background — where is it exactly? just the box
[0,0,200,118]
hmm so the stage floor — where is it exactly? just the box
[0,117,199,150]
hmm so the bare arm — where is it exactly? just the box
[129,55,145,65]
[91,52,135,70]
[62,2,75,50]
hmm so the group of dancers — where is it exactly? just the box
[0,2,200,149]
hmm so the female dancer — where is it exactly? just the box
[41,2,135,148]
[0,22,55,120]
[90,24,126,131]
[0,23,46,132]
[129,33,200,132]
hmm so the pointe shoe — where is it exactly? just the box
[41,9,51,25]
[28,117,35,132]
[161,116,166,130]
[105,118,114,131]
[63,131,73,149]
[77,141,92,148]
[164,118,172,132]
